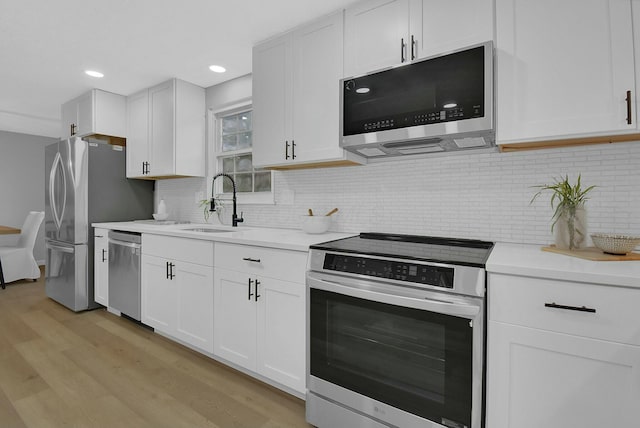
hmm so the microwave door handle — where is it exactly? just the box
[308,276,480,318]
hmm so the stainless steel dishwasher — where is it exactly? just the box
[108,230,142,320]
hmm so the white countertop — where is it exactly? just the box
[92,220,354,252]
[487,242,640,288]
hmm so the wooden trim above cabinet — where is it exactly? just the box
[264,159,364,170]
[499,133,640,152]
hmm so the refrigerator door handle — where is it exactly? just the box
[49,151,66,232]
[45,241,75,254]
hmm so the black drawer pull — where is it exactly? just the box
[242,257,261,263]
[544,302,596,313]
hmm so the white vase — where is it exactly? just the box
[554,205,587,250]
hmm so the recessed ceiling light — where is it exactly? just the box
[209,65,226,73]
[443,103,457,108]
[356,87,370,94]
[85,70,104,78]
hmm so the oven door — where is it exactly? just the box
[307,272,484,428]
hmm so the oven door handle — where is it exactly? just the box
[308,275,480,318]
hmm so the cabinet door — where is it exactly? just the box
[410,0,493,59]
[487,321,640,428]
[61,101,76,139]
[75,91,94,137]
[291,11,344,164]
[93,229,108,306]
[256,277,305,394]
[126,89,150,178]
[213,268,257,370]
[496,0,637,145]
[175,261,214,353]
[141,254,175,333]
[344,0,410,77]
[252,34,293,167]
[148,80,175,176]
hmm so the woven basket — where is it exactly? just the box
[591,233,640,255]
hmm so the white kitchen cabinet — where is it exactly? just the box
[344,0,493,77]
[126,78,205,179]
[213,243,307,394]
[93,228,109,306]
[496,0,640,148]
[141,235,214,353]
[252,11,364,169]
[486,273,640,428]
[61,89,126,140]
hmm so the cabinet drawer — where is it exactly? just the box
[489,273,640,346]
[142,234,213,266]
[214,242,307,283]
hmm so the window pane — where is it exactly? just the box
[255,172,271,192]
[236,155,252,172]
[238,112,251,131]
[222,115,238,134]
[222,157,234,174]
[222,134,237,152]
[237,132,252,150]
[236,173,252,192]
[222,178,233,193]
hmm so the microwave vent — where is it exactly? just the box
[356,147,387,157]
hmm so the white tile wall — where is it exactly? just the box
[157,141,640,245]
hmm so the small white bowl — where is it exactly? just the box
[301,215,331,234]
[153,212,169,221]
[591,233,640,255]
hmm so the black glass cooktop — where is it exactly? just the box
[310,233,494,268]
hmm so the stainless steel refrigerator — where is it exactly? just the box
[45,137,153,311]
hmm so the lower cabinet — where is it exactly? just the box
[486,273,640,428]
[213,267,306,394]
[141,235,214,354]
[93,228,109,306]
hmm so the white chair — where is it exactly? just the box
[0,211,44,289]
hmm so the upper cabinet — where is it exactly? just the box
[61,89,126,141]
[252,11,365,169]
[344,0,493,77]
[126,78,205,179]
[496,0,640,149]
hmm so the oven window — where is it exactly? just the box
[310,288,473,427]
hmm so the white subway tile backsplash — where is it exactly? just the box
[157,141,640,245]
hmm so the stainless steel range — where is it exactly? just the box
[306,233,494,428]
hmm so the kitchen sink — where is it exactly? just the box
[182,227,234,233]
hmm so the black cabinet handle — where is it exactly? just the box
[544,302,596,313]
[102,249,106,262]
[248,278,254,300]
[291,140,296,159]
[254,279,260,302]
[170,263,175,280]
[70,123,76,136]
[400,38,406,63]
[242,257,261,263]
[626,90,632,125]
[285,141,290,159]
[166,261,170,279]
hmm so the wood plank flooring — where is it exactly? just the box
[0,271,310,428]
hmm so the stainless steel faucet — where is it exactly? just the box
[210,173,244,227]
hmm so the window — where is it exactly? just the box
[214,106,273,202]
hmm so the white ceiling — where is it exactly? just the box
[0,0,355,138]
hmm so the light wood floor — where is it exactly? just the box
[0,270,310,428]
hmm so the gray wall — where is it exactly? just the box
[0,130,57,263]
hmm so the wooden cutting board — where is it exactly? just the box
[542,246,640,261]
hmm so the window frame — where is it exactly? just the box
[209,102,274,205]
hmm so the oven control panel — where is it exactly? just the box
[323,253,454,288]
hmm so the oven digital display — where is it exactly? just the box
[323,254,454,288]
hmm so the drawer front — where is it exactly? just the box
[214,242,307,283]
[142,234,213,266]
[488,273,640,346]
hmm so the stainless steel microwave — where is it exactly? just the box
[340,41,494,159]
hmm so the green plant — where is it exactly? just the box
[530,174,596,231]
[198,198,225,222]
